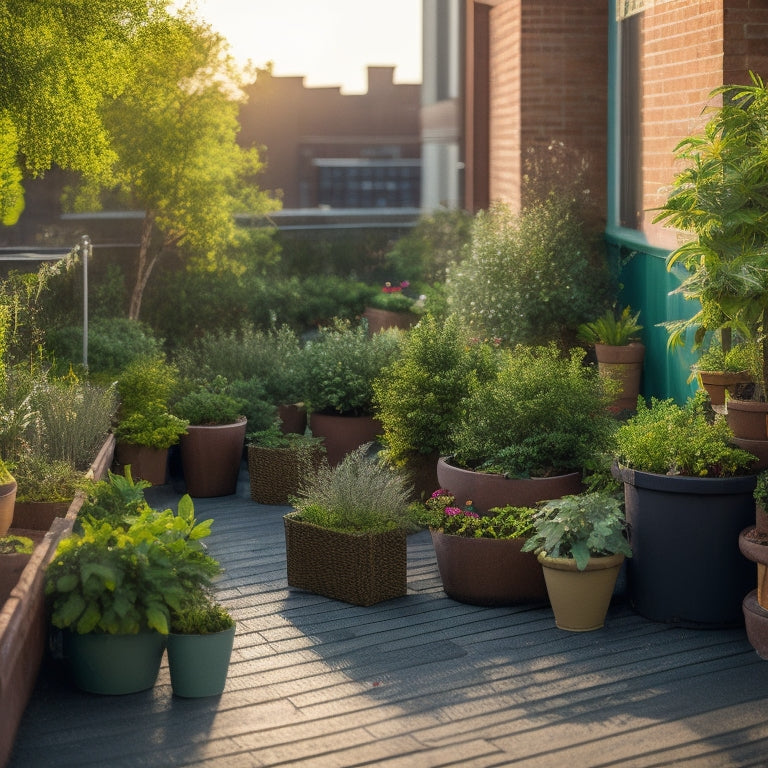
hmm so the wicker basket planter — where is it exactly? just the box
[283,512,407,606]
[248,443,323,506]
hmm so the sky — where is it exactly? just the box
[181,0,422,94]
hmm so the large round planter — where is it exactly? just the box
[539,553,624,632]
[594,342,645,411]
[180,418,247,497]
[362,307,417,335]
[430,529,547,605]
[538,552,624,632]
[0,480,18,537]
[62,631,166,695]
[436,457,582,515]
[617,466,756,627]
[308,413,381,466]
[167,625,235,698]
[699,371,753,408]
[114,442,169,486]
[743,590,768,660]
[726,399,768,440]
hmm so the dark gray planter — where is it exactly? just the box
[617,466,756,627]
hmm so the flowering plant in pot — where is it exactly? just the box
[440,343,616,512]
[418,489,546,605]
[522,491,632,631]
[614,392,758,627]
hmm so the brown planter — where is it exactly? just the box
[0,480,18,537]
[400,451,440,502]
[431,529,547,605]
[277,403,307,435]
[698,370,753,407]
[308,413,381,466]
[114,442,169,486]
[743,590,768,660]
[726,399,768,440]
[247,443,323,506]
[0,552,33,605]
[436,457,582,515]
[284,512,406,606]
[362,307,417,335]
[538,552,625,632]
[180,418,247,497]
[594,342,645,411]
[12,501,70,532]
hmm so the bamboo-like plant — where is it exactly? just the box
[654,72,768,398]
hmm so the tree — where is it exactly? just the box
[0,0,164,224]
[72,11,279,320]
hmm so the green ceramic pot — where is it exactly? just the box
[166,625,235,698]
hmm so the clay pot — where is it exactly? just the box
[698,371,752,407]
[594,342,645,411]
[114,443,169,486]
[362,307,417,335]
[308,413,381,466]
[180,418,247,497]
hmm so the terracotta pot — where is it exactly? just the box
[726,399,768,441]
[538,552,625,632]
[180,418,247,497]
[277,403,307,435]
[436,457,582,514]
[731,436,768,472]
[114,443,169,486]
[362,307,417,335]
[0,480,18,537]
[594,342,645,411]
[431,529,547,605]
[743,590,768,660]
[308,413,382,466]
[698,370,753,407]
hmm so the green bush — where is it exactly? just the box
[116,355,180,416]
[171,376,246,426]
[448,197,612,347]
[451,344,615,478]
[373,314,498,464]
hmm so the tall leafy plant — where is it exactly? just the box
[654,72,768,398]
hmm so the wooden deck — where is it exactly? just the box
[8,465,768,768]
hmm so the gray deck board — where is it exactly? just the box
[8,465,768,767]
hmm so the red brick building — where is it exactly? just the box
[239,67,421,210]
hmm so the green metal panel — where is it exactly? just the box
[608,241,698,404]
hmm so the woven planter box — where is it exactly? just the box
[248,444,323,506]
[283,512,407,606]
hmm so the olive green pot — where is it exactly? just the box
[166,625,235,698]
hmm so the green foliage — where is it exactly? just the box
[46,490,220,635]
[291,445,415,534]
[11,455,89,503]
[47,318,162,377]
[755,469,768,506]
[299,319,402,416]
[0,456,13,485]
[172,376,246,426]
[117,355,179,415]
[227,377,278,433]
[373,314,499,464]
[383,209,473,286]
[367,289,416,313]
[615,392,756,477]
[247,422,323,451]
[653,72,768,396]
[79,467,151,527]
[451,344,615,478]
[113,406,189,450]
[577,306,642,346]
[693,338,754,374]
[448,196,612,347]
[418,490,536,539]
[522,492,632,571]
[0,535,34,555]
[170,596,234,635]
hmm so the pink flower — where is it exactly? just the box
[444,506,462,516]
[431,489,450,498]
[463,511,480,519]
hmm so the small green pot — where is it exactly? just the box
[166,625,235,698]
[63,631,166,695]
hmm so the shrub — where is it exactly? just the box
[451,344,615,478]
[11,454,90,503]
[172,376,246,426]
[116,355,180,416]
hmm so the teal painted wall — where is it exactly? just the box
[609,241,699,404]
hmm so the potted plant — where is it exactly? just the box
[653,74,768,439]
[419,489,546,606]
[373,314,498,498]
[172,376,247,497]
[363,280,420,334]
[438,344,615,513]
[0,457,17,537]
[246,423,325,506]
[284,445,416,606]
[45,474,220,695]
[614,392,757,627]
[114,355,189,485]
[166,593,235,698]
[577,305,645,411]
[299,319,402,465]
[522,491,632,631]
[0,534,33,605]
[689,338,754,409]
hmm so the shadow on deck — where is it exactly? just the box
[8,465,768,767]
